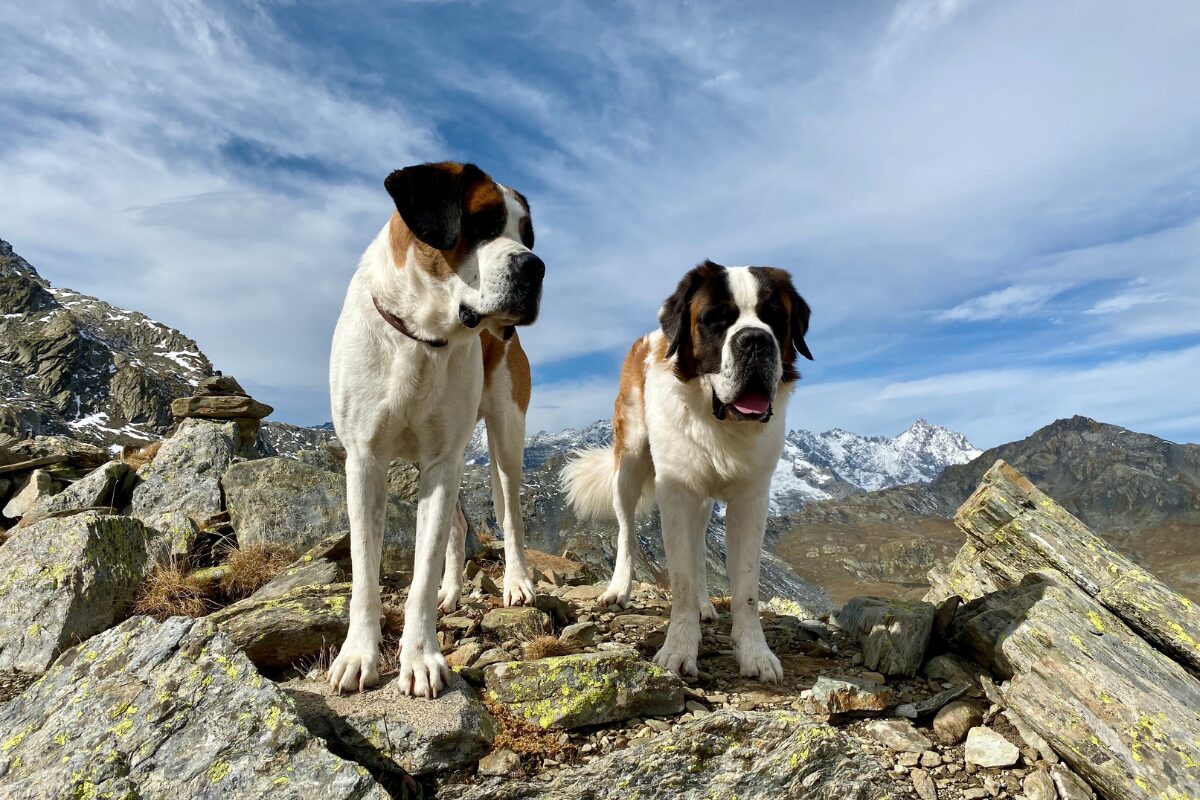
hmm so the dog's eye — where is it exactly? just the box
[699,307,736,329]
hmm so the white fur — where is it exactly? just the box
[328,187,536,698]
[563,266,792,681]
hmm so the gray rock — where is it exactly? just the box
[474,648,511,669]
[22,460,128,522]
[0,616,383,799]
[443,710,911,799]
[2,469,55,518]
[921,653,979,685]
[483,650,684,729]
[865,719,933,752]
[964,726,1019,768]
[0,512,148,672]
[254,531,351,599]
[831,596,934,677]
[478,748,522,777]
[803,675,895,718]
[1024,770,1058,800]
[222,457,417,575]
[171,394,273,420]
[895,684,968,719]
[208,583,350,671]
[911,768,938,800]
[1003,708,1058,763]
[932,700,983,744]
[132,418,239,522]
[1050,763,1095,800]
[482,607,552,640]
[284,673,494,776]
[559,621,600,646]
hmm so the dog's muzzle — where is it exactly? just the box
[713,328,778,423]
[499,251,545,326]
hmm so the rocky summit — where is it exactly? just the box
[0,239,212,445]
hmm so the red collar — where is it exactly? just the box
[372,296,448,348]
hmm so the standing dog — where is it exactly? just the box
[563,261,811,681]
[328,162,544,697]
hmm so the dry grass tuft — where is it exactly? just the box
[380,603,405,637]
[521,635,581,661]
[218,543,297,599]
[134,560,211,620]
[711,596,732,612]
[483,699,577,766]
[120,440,162,471]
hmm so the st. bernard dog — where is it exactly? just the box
[328,162,544,697]
[563,261,812,681]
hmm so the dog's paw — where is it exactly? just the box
[698,596,718,623]
[597,576,633,608]
[328,640,380,694]
[736,641,784,683]
[437,583,461,613]
[397,642,450,699]
[502,571,536,607]
[653,643,699,678]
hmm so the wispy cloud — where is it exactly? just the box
[934,284,1072,323]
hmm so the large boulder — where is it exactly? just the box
[1,468,56,518]
[207,583,351,671]
[222,458,418,575]
[284,673,495,776]
[483,649,685,729]
[20,460,129,523]
[0,616,384,799]
[830,596,934,677]
[131,418,240,524]
[443,709,911,800]
[0,512,148,672]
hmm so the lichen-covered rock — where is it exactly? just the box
[171,394,273,420]
[207,583,350,671]
[0,512,148,672]
[830,596,934,677]
[222,457,417,575]
[443,710,912,800]
[484,650,685,729]
[21,460,128,523]
[284,673,495,776]
[482,606,552,640]
[0,616,384,799]
[132,418,239,523]
[803,675,895,718]
[254,531,351,599]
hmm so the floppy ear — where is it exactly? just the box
[385,163,479,250]
[659,265,708,359]
[789,287,814,361]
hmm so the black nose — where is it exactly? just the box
[733,326,777,358]
[513,251,545,286]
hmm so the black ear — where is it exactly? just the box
[660,261,725,368]
[384,163,477,250]
[790,289,814,361]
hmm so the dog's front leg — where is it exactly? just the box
[329,450,389,693]
[652,480,709,678]
[399,457,462,698]
[725,487,783,683]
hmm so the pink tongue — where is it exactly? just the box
[732,392,770,415]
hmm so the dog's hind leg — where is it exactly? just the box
[399,456,462,698]
[329,449,389,693]
[598,446,652,608]
[437,500,468,612]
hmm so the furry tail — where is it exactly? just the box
[561,445,654,520]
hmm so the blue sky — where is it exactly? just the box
[2,0,1199,448]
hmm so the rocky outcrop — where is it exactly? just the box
[20,460,128,524]
[831,596,934,677]
[444,710,912,800]
[284,674,495,776]
[207,582,351,672]
[483,650,685,729]
[0,616,384,799]
[0,239,213,445]
[222,457,418,575]
[0,512,148,672]
[131,418,240,527]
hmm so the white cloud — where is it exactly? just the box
[1084,287,1169,315]
[934,284,1072,323]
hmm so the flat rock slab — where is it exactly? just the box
[254,531,352,599]
[172,394,273,420]
[0,512,148,672]
[831,596,934,677]
[283,673,495,776]
[865,719,933,752]
[222,457,417,574]
[132,418,238,522]
[208,582,351,671]
[803,675,895,718]
[0,616,383,799]
[443,710,911,800]
[484,649,684,729]
[21,460,128,524]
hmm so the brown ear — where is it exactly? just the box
[659,261,724,378]
[384,162,484,250]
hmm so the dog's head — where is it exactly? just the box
[659,261,812,422]
[385,162,543,330]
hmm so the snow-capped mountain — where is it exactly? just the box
[467,416,979,514]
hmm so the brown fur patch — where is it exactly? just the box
[613,336,650,460]
[389,211,455,279]
[506,331,531,413]
[464,176,504,217]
